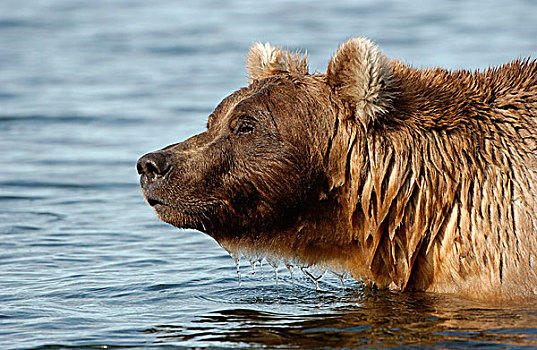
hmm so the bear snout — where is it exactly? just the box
[137,151,174,198]
[137,151,172,179]
[137,151,177,211]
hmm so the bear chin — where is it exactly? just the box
[149,201,214,233]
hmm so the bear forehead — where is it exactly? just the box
[207,74,327,128]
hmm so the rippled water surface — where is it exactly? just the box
[2,0,537,349]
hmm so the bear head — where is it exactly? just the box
[137,38,394,267]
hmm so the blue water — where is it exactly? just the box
[2,0,537,349]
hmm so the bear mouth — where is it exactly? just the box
[144,196,216,232]
[147,198,168,207]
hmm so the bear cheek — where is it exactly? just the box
[230,156,311,230]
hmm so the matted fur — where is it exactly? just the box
[324,46,537,300]
[138,38,537,301]
[345,58,537,299]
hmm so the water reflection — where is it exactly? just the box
[146,289,537,348]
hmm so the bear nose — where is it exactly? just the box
[136,152,172,178]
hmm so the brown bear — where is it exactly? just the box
[137,38,537,301]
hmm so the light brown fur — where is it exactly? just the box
[138,38,537,301]
[240,39,537,300]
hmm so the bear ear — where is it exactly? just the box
[326,38,393,125]
[246,42,308,83]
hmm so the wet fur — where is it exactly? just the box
[139,38,537,301]
[336,59,537,300]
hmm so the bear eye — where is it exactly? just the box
[236,123,254,134]
[234,116,256,135]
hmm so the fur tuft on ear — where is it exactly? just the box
[327,38,393,125]
[246,42,308,83]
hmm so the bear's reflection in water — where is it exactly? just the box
[144,279,537,348]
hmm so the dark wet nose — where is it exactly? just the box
[136,152,172,178]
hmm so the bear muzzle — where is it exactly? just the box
[137,151,172,180]
[137,151,175,207]
[136,146,229,233]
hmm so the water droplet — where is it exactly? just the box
[266,256,280,283]
[301,266,325,291]
[233,255,242,286]
[244,250,263,276]
[285,261,294,280]
[258,258,264,278]
[224,247,242,287]
[331,270,346,291]
[249,259,258,275]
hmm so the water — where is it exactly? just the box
[1,0,537,348]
